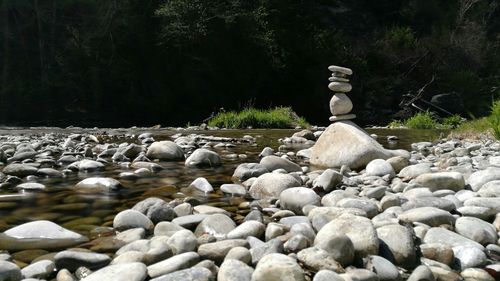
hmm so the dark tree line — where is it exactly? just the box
[1,0,499,126]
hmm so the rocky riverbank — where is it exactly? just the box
[0,128,498,281]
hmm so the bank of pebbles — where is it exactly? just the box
[0,129,499,281]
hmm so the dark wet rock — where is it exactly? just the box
[133,197,176,224]
[2,163,38,177]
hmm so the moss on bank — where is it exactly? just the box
[207,107,309,129]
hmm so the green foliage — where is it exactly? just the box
[404,111,439,129]
[388,120,404,128]
[442,115,464,129]
[488,100,500,139]
[386,26,416,48]
[207,107,309,129]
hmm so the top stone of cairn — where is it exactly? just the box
[328,65,353,76]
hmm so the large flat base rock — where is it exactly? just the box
[310,121,392,170]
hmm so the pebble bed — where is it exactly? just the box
[0,127,498,281]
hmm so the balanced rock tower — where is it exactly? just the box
[310,65,395,170]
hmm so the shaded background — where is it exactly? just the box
[1,0,499,127]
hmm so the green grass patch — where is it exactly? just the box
[207,107,310,129]
[404,111,439,129]
[488,100,500,139]
[450,100,500,139]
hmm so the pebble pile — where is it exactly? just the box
[328,65,355,122]
[0,126,499,280]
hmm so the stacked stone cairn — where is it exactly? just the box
[328,65,355,122]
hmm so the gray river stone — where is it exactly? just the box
[249,173,301,199]
[74,159,105,171]
[315,214,378,259]
[232,163,269,181]
[54,250,111,271]
[150,267,213,281]
[310,121,392,170]
[365,159,395,177]
[453,245,487,270]
[312,270,344,281]
[279,187,320,215]
[0,220,88,251]
[314,234,354,266]
[420,243,454,266]
[365,255,400,281]
[312,169,343,193]
[167,229,197,255]
[188,177,214,193]
[2,163,38,177]
[463,197,500,212]
[477,180,500,197]
[75,177,122,192]
[398,163,433,180]
[423,227,484,250]
[220,184,246,196]
[398,207,456,227]
[335,198,379,218]
[0,261,22,281]
[20,260,55,279]
[15,182,45,191]
[194,214,236,238]
[198,239,248,264]
[147,252,200,278]
[455,216,497,245]
[329,93,353,116]
[252,253,306,281]
[227,221,265,240]
[407,265,435,281]
[260,155,301,173]
[376,224,417,268]
[113,210,154,232]
[133,197,176,224]
[81,262,147,281]
[172,214,209,230]
[308,206,366,231]
[297,247,343,272]
[414,172,465,192]
[225,247,252,264]
[468,167,500,191]
[218,259,253,281]
[146,141,185,161]
[185,149,221,168]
